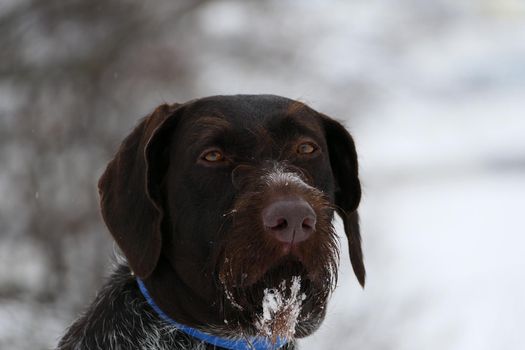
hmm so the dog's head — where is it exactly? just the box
[98,95,363,339]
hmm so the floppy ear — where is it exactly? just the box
[98,103,182,278]
[321,115,365,287]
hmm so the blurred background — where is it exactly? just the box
[1,0,524,349]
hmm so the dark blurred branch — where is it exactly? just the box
[0,0,213,305]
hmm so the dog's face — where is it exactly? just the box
[98,95,363,340]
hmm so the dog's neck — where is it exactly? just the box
[58,264,296,350]
[142,256,320,344]
[137,277,288,349]
[142,256,231,331]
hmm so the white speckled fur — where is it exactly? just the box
[264,164,315,191]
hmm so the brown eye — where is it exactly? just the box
[202,150,224,162]
[297,142,318,155]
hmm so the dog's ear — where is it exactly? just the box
[98,103,182,278]
[321,115,365,287]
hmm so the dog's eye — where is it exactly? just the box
[297,142,318,155]
[202,150,225,162]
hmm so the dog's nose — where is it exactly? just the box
[262,197,316,244]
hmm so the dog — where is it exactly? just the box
[57,95,364,350]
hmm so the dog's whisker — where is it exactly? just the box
[222,208,238,217]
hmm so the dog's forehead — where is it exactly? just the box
[181,95,322,133]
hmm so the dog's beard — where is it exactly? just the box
[255,274,306,342]
[218,246,338,339]
[215,190,339,339]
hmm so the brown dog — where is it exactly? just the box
[57,95,364,350]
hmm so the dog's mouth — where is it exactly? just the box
[225,256,324,304]
[220,257,308,302]
[251,258,311,291]
[220,252,313,288]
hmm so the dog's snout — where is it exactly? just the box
[262,197,316,244]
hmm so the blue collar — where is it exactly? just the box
[136,278,288,350]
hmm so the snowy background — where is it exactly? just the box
[1,0,524,349]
